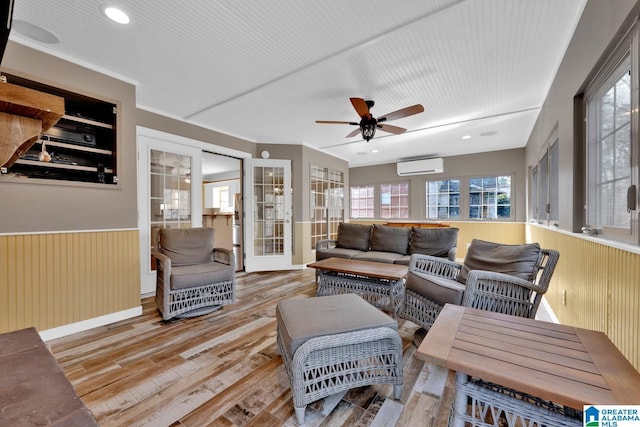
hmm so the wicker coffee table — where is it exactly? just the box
[307,257,408,315]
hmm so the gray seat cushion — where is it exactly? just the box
[369,224,411,255]
[276,294,397,355]
[335,223,371,251]
[170,261,234,290]
[315,247,365,261]
[159,227,215,267]
[353,251,405,264]
[457,239,542,284]
[405,270,465,305]
[409,227,459,258]
[393,255,411,265]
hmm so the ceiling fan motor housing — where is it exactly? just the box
[360,117,377,141]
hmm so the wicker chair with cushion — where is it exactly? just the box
[399,239,559,338]
[152,227,235,320]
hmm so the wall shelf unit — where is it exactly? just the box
[0,74,118,186]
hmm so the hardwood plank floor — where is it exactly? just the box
[47,268,454,426]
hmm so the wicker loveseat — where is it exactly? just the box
[315,223,458,265]
[152,227,236,320]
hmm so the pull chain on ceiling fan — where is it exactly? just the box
[316,97,424,142]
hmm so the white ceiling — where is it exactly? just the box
[9,0,587,167]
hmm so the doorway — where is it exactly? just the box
[202,151,243,271]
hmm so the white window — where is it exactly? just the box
[380,182,409,219]
[350,185,374,219]
[585,40,638,242]
[469,175,512,220]
[426,179,461,219]
[311,165,344,249]
[530,128,559,226]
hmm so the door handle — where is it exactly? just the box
[627,185,637,213]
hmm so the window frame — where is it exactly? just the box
[530,126,559,227]
[349,184,375,219]
[310,165,344,249]
[379,181,410,219]
[582,24,639,244]
[468,174,513,220]
[425,178,461,220]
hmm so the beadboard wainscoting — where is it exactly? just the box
[0,229,141,336]
[528,225,640,371]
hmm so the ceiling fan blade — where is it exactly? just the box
[350,97,371,119]
[377,104,424,122]
[345,128,361,138]
[316,120,358,125]
[378,123,406,134]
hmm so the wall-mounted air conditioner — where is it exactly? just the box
[396,158,444,176]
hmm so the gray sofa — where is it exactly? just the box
[315,223,458,265]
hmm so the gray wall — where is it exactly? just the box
[525,0,639,232]
[137,109,257,156]
[349,148,526,222]
[0,42,138,233]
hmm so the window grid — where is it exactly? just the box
[380,182,409,219]
[469,176,511,219]
[310,165,344,249]
[426,179,461,219]
[587,58,632,232]
[350,185,375,219]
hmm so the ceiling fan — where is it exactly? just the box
[316,97,424,142]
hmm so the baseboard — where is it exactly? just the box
[39,306,143,342]
[540,297,560,324]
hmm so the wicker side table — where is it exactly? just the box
[276,294,404,424]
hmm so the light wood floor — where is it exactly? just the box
[48,268,454,426]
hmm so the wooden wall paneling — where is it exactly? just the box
[0,230,140,334]
[528,225,640,370]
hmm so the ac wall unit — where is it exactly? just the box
[396,158,443,176]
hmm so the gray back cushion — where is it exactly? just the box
[369,224,411,255]
[159,227,215,267]
[457,239,542,284]
[409,227,459,257]
[336,223,371,251]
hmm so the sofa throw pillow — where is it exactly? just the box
[159,227,215,267]
[335,223,371,251]
[409,227,459,257]
[457,239,542,284]
[369,224,411,255]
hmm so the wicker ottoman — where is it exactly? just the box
[276,293,404,424]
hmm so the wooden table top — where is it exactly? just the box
[417,304,640,409]
[307,257,408,280]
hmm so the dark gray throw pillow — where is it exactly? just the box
[409,227,459,257]
[457,239,542,284]
[369,224,411,255]
[335,223,371,251]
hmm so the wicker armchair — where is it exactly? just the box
[399,239,559,336]
[152,227,235,320]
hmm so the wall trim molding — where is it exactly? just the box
[39,306,143,342]
[0,228,139,237]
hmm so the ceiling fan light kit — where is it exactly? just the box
[316,97,424,142]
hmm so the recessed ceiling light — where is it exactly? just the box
[102,6,130,24]
[372,149,379,153]
[462,135,471,140]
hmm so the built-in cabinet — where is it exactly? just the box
[0,74,117,185]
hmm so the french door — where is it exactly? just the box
[243,158,292,272]
[137,135,202,295]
